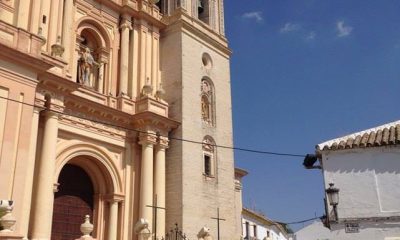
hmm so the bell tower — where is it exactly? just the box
[160,0,238,239]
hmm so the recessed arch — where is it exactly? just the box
[76,17,111,49]
[201,77,215,126]
[55,140,122,194]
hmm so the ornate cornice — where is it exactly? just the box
[132,111,180,132]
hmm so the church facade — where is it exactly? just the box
[0,0,239,239]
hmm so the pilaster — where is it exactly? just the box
[19,104,43,239]
[119,15,132,97]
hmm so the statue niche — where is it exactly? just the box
[201,79,213,125]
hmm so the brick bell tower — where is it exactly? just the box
[159,0,239,239]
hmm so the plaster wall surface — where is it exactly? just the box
[323,147,400,218]
[322,146,400,239]
[242,214,288,240]
[294,221,333,240]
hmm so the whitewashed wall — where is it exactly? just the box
[321,146,400,239]
[294,221,333,240]
[242,215,288,240]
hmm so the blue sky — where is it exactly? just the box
[225,0,400,230]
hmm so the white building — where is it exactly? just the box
[242,208,289,240]
[305,120,400,240]
[294,221,334,240]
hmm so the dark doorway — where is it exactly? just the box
[51,164,95,240]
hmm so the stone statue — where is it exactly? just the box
[134,218,149,234]
[134,218,151,240]
[78,47,99,87]
[198,0,204,13]
[201,96,210,121]
[197,226,212,240]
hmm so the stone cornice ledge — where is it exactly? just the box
[0,42,53,73]
[132,111,180,133]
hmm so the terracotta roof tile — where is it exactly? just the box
[317,120,400,151]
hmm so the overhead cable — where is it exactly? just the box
[0,96,306,158]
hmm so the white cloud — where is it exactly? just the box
[306,31,316,40]
[280,22,301,33]
[336,21,353,37]
[241,11,263,23]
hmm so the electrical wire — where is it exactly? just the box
[277,216,324,225]
[0,95,306,158]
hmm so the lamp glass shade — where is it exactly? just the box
[326,184,339,206]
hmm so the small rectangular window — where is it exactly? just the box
[253,225,257,238]
[204,155,211,176]
[245,221,250,239]
[42,15,47,24]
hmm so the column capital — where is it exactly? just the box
[120,18,132,30]
[157,136,169,150]
[139,133,157,146]
[42,109,60,119]
[104,193,124,203]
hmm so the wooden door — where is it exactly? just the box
[51,164,94,240]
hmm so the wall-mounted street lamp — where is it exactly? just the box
[326,183,339,223]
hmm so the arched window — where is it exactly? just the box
[202,136,216,177]
[156,0,168,14]
[201,78,214,125]
[198,0,210,24]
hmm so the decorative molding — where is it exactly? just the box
[104,193,125,203]
[338,216,400,224]
[59,110,126,139]
[158,136,169,149]
[138,132,158,145]
[202,136,215,152]
[119,21,133,30]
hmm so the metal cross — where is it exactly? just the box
[211,208,226,240]
[146,195,166,240]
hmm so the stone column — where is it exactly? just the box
[151,30,160,93]
[62,0,74,68]
[154,137,168,238]
[119,15,132,97]
[138,133,157,231]
[98,62,105,93]
[130,22,139,98]
[107,200,118,240]
[29,0,41,34]
[138,24,148,93]
[48,0,60,52]
[219,0,225,36]
[30,109,59,240]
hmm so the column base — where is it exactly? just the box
[75,236,96,240]
[0,233,23,240]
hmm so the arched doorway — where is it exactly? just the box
[51,164,94,240]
